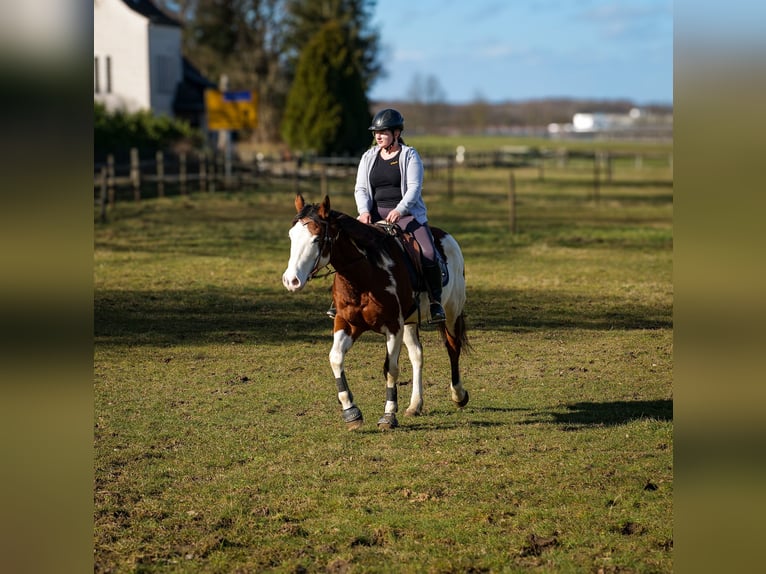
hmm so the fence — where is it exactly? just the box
[94,147,673,224]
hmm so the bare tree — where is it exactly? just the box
[404,73,445,133]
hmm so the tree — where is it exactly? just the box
[163,0,289,143]
[283,0,381,93]
[281,20,371,155]
[467,91,490,133]
[151,0,383,146]
[405,73,446,133]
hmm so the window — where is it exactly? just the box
[106,56,112,93]
[94,56,100,93]
[156,55,177,95]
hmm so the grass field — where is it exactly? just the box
[94,155,672,573]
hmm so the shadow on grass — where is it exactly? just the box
[522,399,673,428]
[468,287,672,332]
[94,289,673,352]
[95,287,331,348]
[375,418,508,433]
[95,282,671,348]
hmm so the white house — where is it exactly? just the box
[94,0,184,117]
[572,111,637,133]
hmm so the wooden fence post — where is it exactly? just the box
[130,148,141,201]
[107,154,115,207]
[209,152,217,192]
[179,152,187,195]
[508,171,517,234]
[605,151,613,183]
[593,152,601,201]
[199,150,207,192]
[320,163,327,197]
[99,167,108,223]
[156,150,165,197]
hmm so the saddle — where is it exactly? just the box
[375,222,448,291]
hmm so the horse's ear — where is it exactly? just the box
[294,194,305,213]
[318,195,331,218]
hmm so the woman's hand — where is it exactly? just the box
[358,212,372,224]
[385,210,401,224]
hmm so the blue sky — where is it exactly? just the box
[369,0,673,105]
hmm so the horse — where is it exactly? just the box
[282,194,469,430]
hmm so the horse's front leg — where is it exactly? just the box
[378,327,404,430]
[329,328,363,430]
[402,323,424,416]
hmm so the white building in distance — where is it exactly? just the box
[94,0,183,116]
[548,108,672,139]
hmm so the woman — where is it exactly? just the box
[329,108,445,323]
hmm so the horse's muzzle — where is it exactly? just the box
[282,272,305,292]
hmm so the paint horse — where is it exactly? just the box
[282,194,469,430]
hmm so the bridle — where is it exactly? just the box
[293,209,382,282]
[295,214,334,280]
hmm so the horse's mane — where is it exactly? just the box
[332,211,388,248]
[296,202,393,261]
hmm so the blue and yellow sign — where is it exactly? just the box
[205,89,258,130]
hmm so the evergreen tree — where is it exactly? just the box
[281,20,371,155]
[283,0,381,93]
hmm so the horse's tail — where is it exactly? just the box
[438,311,472,354]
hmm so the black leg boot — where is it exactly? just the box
[424,263,446,323]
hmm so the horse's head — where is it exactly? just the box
[282,194,332,292]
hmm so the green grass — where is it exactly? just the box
[95,159,672,572]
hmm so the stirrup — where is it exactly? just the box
[429,302,446,323]
[326,304,336,319]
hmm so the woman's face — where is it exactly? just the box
[373,129,397,149]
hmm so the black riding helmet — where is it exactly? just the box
[368,108,404,132]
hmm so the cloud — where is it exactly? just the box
[480,43,517,58]
[466,1,511,24]
[578,1,672,41]
[393,48,428,63]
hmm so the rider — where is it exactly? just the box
[327,108,446,323]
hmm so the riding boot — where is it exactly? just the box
[423,263,446,323]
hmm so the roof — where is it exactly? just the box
[173,58,217,116]
[182,58,217,89]
[122,0,182,27]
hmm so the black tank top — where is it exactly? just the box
[370,150,401,208]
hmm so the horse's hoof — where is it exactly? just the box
[453,390,469,408]
[346,419,364,431]
[377,413,399,430]
[404,408,421,417]
[342,406,363,430]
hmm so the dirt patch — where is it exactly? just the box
[520,533,559,556]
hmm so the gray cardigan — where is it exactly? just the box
[353,143,429,224]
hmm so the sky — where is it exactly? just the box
[368,0,673,105]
